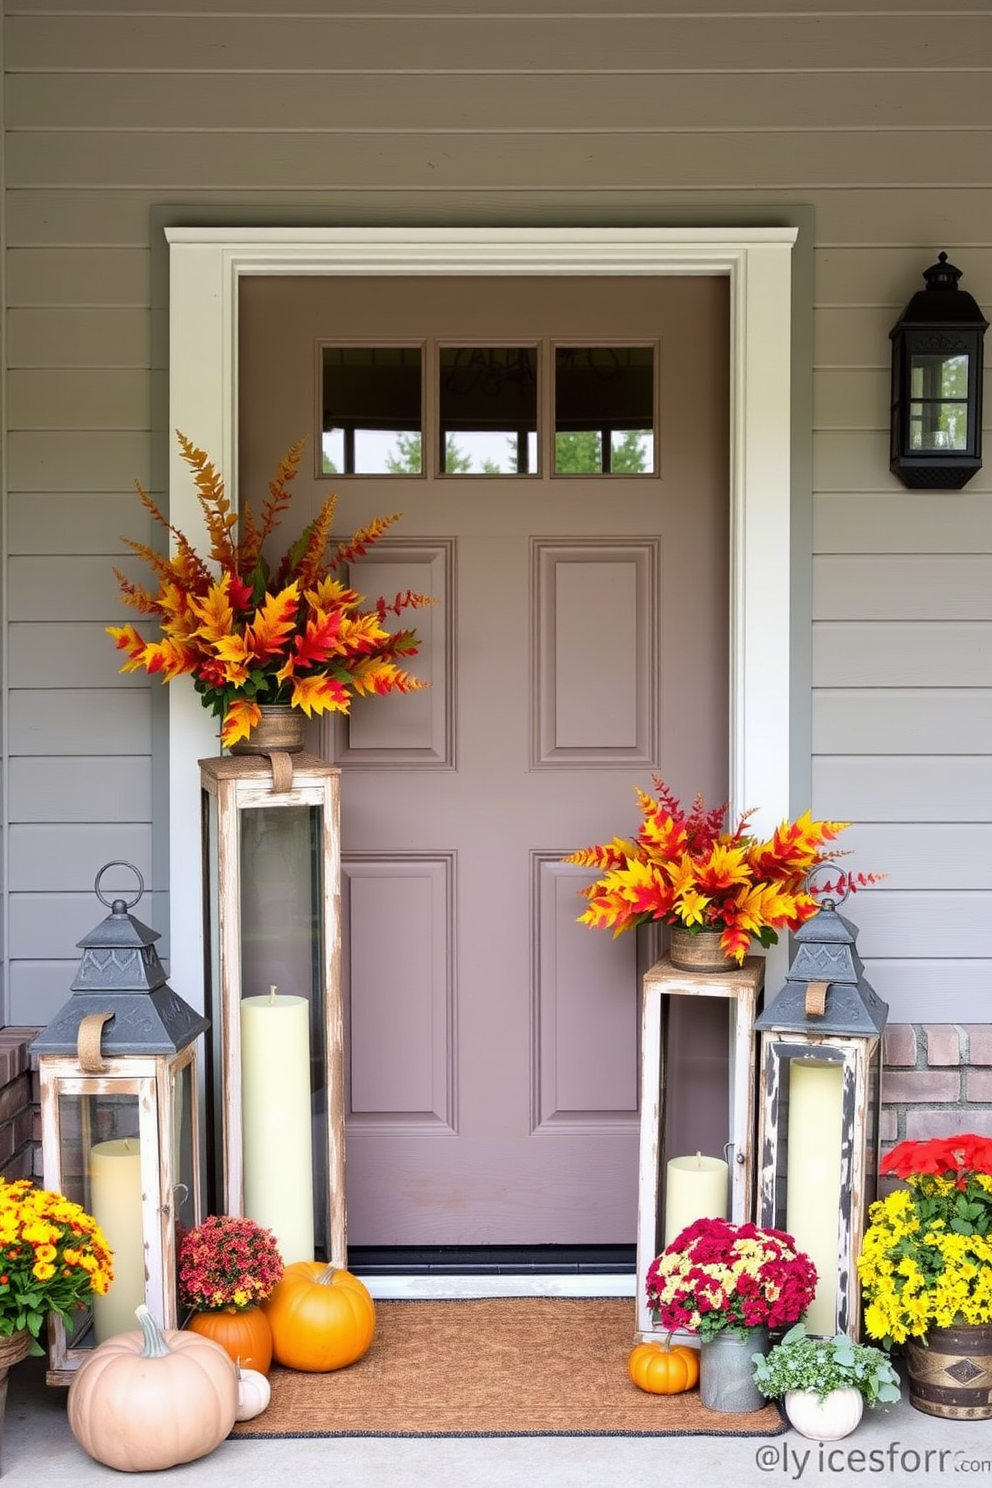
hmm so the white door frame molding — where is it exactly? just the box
[166,224,797,1034]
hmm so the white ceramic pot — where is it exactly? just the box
[784,1386,864,1441]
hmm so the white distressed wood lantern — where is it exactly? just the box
[635,952,765,1341]
[199,749,345,1269]
[31,863,207,1384]
[754,892,888,1340]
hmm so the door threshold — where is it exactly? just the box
[363,1273,636,1299]
[349,1245,636,1299]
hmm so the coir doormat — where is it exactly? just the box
[231,1296,786,1438]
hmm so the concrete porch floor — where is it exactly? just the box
[2,1347,990,1488]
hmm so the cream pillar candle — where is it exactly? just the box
[664,1153,729,1246]
[90,1137,145,1342]
[241,988,314,1264]
[785,1060,844,1336]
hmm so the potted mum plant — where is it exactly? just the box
[0,1177,114,1358]
[109,432,432,748]
[564,778,881,968]
[857,1133,992,1419]
[645,1216,818,1412]
[177,1214,284,1374]
[752,1322,901,1440]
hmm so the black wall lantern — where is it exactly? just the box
[890,253,988,490]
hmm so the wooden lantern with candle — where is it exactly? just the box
[31,863,208,1384]
[199,750,345,1269]
[634,952,764,1342]
[754,886,888,1340]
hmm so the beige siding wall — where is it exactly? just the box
[2,0,990,1024]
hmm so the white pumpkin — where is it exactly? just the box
[235,1362,271,1422]
[784,1386,864,1441]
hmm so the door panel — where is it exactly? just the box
[239,275,729,1245]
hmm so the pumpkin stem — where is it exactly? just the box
[135,1304,172,1359]
[315,1264,339,1286]
[663,1330,676,1353]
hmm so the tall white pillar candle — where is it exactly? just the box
[785,1060,844,1336]
[241,989,314,1264]
[664,1153,729,1246]
[90,1137,145,1342]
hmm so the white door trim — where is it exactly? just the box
[166,226,797,1283]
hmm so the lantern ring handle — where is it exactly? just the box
[94,860,145,910]
[805,860,850,908]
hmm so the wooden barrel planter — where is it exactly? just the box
[907,1324,992,1419]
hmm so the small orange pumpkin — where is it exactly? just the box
[185,1303,274,1374]
[628,1337,700,1394]
[263,1262,375,1372]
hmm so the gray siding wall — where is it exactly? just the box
[2,0,990,1025]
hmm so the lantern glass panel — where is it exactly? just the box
[908,352,970,449]
[657,999,733,1247]
[171,1059,197,1238]
[240,803,327,1251]
[203,788,223,1204]
[57,1090,142,1348]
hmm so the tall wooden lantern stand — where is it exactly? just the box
[31,863,207,1384]
[635,948,765,1341]
[754,890,888,1340]
[199,748,345,1270]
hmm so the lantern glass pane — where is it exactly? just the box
[657,999,731,1248]
[908,352,970,450]
[202,787,223,1206]
[785,1059,844,1337]
[240,804,326,1252]
[57,1091,142,1348]
[171,1059,196,1237]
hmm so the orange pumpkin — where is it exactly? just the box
[628,1338,700,1394]
[263,1262,375,1372]
[185,1303,273,1374]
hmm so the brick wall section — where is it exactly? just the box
[0,1029,41,1181]
[881,1024,992,1153]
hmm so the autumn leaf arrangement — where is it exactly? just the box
[109,432,431,747]
[564,777,883,963]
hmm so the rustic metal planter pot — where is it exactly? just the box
[699,1325,768,1412]
[907,1323,992,1420]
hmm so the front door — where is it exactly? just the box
[238,274,728,1246]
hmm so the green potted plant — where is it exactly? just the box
[752,1322,900,1440]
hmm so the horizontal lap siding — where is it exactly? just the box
[3,1,991,1024]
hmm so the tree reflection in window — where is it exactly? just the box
[554,347,654,474]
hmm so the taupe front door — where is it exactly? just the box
[239,274,728,1246]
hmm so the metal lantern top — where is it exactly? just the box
[891,253,989,334]
[31,862,209,1057]
[754,886,888,1040]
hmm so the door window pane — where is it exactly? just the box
[438,347,538,475]
[554,347,655,474]
[322,347,423,474]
